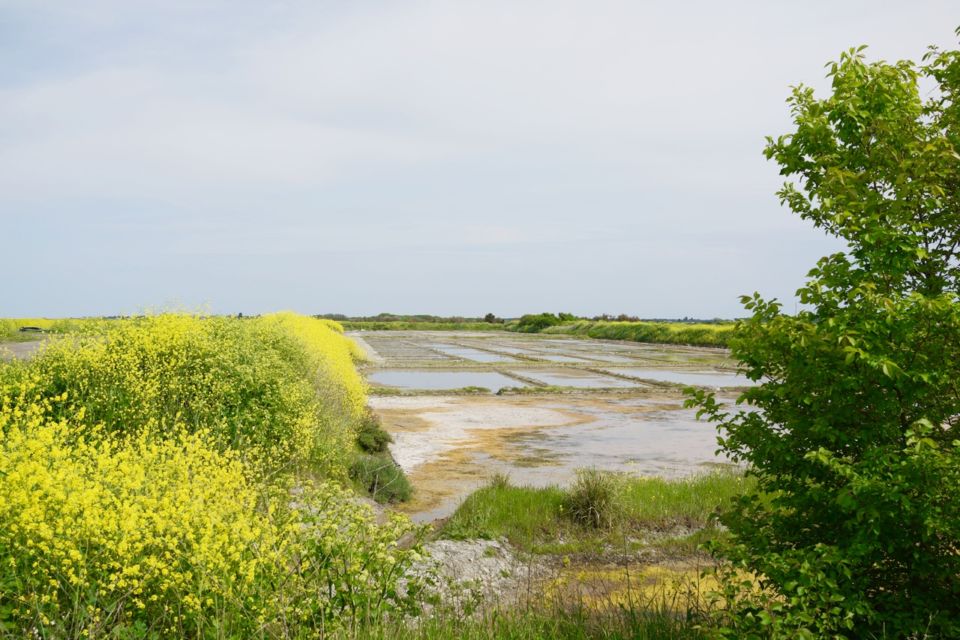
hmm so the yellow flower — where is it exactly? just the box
[0,312,425,636]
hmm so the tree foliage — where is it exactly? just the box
[692,36,960,638]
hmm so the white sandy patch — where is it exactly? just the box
[368,396,462,411]
[370,396,586,472]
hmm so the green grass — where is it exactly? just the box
[617,470,750,524]
[0,333,49,343]
[496,385,600,396]
[340,604,704,639]
[444,483,567,545]
[442,470,749,553]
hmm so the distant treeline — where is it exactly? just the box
[318,312,735,348]
[321,313,505,331]
[318,312,731,325]
[0,318,110,340]
[339,320,503,331]
[319,313,503,323]
[509,313,733,347]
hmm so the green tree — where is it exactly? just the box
[692,37,960,638]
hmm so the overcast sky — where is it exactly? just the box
[1,1,956,318]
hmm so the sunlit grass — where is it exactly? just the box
[442,469,750,553]
[341,602,705,639]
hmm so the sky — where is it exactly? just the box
[1,1,956,318]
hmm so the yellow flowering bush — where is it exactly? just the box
[0,313,426,638]
[259,312,367,450]
[267,481,428,633]
[0,384,270,637]
[9,313,365,475]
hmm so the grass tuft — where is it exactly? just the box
[489,472,511,490]
[339,601,705,639]
[565,469,623,529]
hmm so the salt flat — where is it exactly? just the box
[356,331,745,521]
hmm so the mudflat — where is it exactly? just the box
[356,331,744,521]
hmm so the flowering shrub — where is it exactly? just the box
[9,313,365,476]
[260,311,368,425]
[0,386,270,636]
[273,481,427,632]
[0,314,425,638]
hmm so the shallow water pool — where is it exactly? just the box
[368,370,524,392]
[431,345,517,363]
[519,370,640,389]
[604,367,754,388]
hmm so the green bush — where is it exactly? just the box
[488,472,511,490]
[350,454,413,503]
[693,41,960,638]
[357,409,394,454]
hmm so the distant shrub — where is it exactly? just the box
[456,386,491,394]
[341,321,502,331]
[0,317,108,340]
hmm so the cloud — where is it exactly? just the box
[0,0,954,315]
